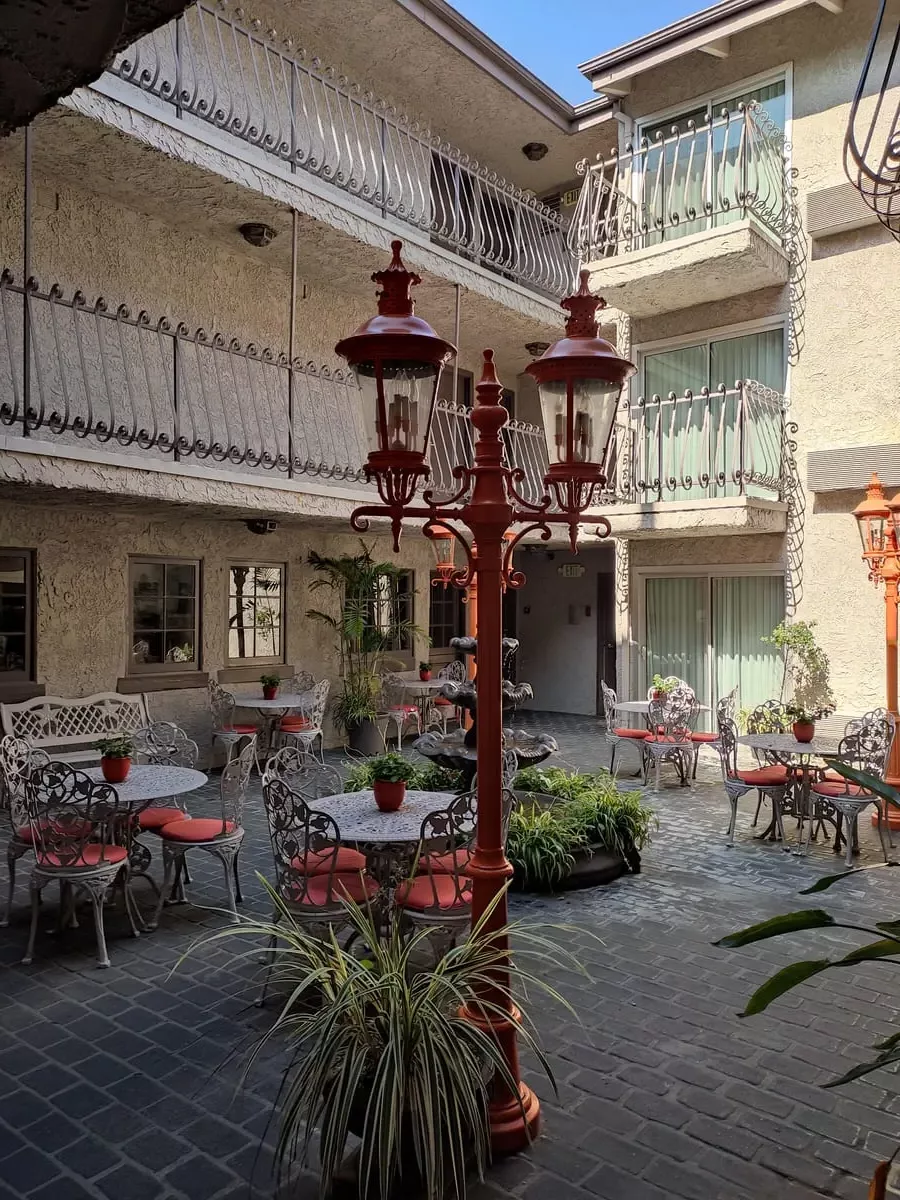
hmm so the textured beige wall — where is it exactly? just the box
[0,499,436,761]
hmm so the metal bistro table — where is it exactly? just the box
[400,678,451,728]
[737,733,841,855]
[234,692,313,764]
[314,788,459,891]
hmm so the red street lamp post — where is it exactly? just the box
[336,243,634,1152]
[854,473,900,803]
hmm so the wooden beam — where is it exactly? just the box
[699,36,731,57]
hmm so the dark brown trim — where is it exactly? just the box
[117,672,209,694]
[218,664,295,685]
[0,680,46,703]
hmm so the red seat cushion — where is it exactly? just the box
[36,844,128,869]
[291,846,368,875]
[434,698,453,707]
[613,728,650,740]
[389,705,418,715]
[644,734,691,744]
[419,848,471,875]
[736,767,788,786]
[812,781,870,798]
[395,875,472,911]
[139,807,190,832]
[15,820,90,844]
[285,872,379,906]
[160,818,237,842]
[221,724,258,734]
[821,769,845,783]
[690,732,719,743]
[279,718,310,729]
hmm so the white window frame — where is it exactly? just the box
[226,561,287,667]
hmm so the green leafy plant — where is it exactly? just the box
[306,544,427,734]
[785,702,833,723]
[368,752,417,785]
[189,885,582,1200]
[418,661,431,673]
[762,620,835,716]
[95,735,134,759]
[343,758,463,794]
[651,674,677,695]
[259,673,281,689]
[715,762,900,1087]
[506,805,580,892]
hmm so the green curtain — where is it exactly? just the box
[710,328,785,498]
[645,576,709,706]
[712,576,785,717]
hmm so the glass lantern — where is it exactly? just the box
[853,473,890,566]
[430,528,457,587]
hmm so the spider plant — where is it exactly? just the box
[188,881,581,1200]
[506,803,579,891]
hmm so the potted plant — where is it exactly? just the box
[307,545,426,754]
[762,620,836,738]
[95,735,134,784]
[418,661,432,682]
[650,673,676,701]
[785,703,832,743]
[192,890,574,1200]
[369,751,416,811]
[260,673,281,701]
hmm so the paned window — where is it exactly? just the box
[368,571,414,652]
[130,559,199,672]
[0,550,35,681]
[429,574,466,648]
[227,564,285,664]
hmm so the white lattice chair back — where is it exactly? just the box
[301,679,330,727]
[208,679,237,730]
[133,722,199,769]
[1,694,149,751]
[0,735,50,829]
[438,660,466,683]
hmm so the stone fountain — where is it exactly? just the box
[413,635,557,787]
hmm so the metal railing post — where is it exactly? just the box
[22,125,32,438]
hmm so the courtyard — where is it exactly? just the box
[0,713,896,1200]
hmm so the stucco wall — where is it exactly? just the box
[0,498,437,762]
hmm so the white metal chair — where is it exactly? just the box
[688,686,738,779]
[208,679,260,765]
[262,746,342,800]
[716,717,788,847]
[396,801,473,941]
[151,737,256,926]
[642,686,696,790]
[600,681,649,776]
[132,722,199,833]
[811,712,896,865]
[377,672,422,750]
[428,660,466,733]
[276,679,330,763]
[1,735,50,926]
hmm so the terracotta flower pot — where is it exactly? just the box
[373,780,406,812]
[419,670,431,681]
[101,756,131,784]
[263,685,278,700]
[792,720,815,743]
[651,689,662,701]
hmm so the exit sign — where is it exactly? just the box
[562,188,580,208]
[558,563,586,578]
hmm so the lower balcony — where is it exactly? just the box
[0,269,792,535]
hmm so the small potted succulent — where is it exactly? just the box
[786,703,833,743]
[95,735,134,784]
[418,661,432,681]
[260,673,281,701]
[370,752,416,812]
[650,673,676,701]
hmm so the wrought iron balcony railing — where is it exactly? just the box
[567,103,794,261]
[0,272,789,510]
[107,1,575,298]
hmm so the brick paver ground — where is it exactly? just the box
[1,712,898,1199]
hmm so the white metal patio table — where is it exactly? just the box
[399,678,451,727]
[233,691,313,764]
[737,733,841,854]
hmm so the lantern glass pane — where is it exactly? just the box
[355,361,439,456]
[538,377,621,466]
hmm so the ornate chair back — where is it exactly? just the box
[438,660,466,683]
[648,685,695,743]
[1,735,49,829]
[25,763,121,868]
[290,670,315,696]
[600,680,618,730]
[647,675,689,700]
[716,717,742,780]
[716,687,738,727]
[841,708,896,775]
[263,747,340,798]
[301,679,330,728]
[501,748,519,790]
[746,701,787,735]
[220,737,256,832]
[414,802,474,909]
[208,679,238,731]
[133,722,198,768]
[262,777,348,907]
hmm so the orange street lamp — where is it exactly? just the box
[853,473,900,802]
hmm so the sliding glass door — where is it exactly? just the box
[644,573,784,726]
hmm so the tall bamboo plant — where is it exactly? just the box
[306,543,425,732]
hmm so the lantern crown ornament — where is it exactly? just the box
[525,270,635,508]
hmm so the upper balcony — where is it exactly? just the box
[95,1,576,301]
[0,267,790,540]
[566,103,803,317]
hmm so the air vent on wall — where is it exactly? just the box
[806,180,878,240]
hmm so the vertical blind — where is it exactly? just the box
[645,573,785,724]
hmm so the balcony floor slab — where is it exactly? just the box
[597,494,787,539]
[583,219,790,317]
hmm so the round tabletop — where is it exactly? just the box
[738,733,840,758]
[314,789,457,843]
[234,692,311,710]
[83,765,208,803]
[400,680,449,695]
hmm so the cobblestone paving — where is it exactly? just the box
[1,713,898,1199]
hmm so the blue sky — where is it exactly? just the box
[452,0,706,103]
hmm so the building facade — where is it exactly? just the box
[0,0,894,749]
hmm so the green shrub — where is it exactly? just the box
[507,804,578,891]
[343,757,464,794]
